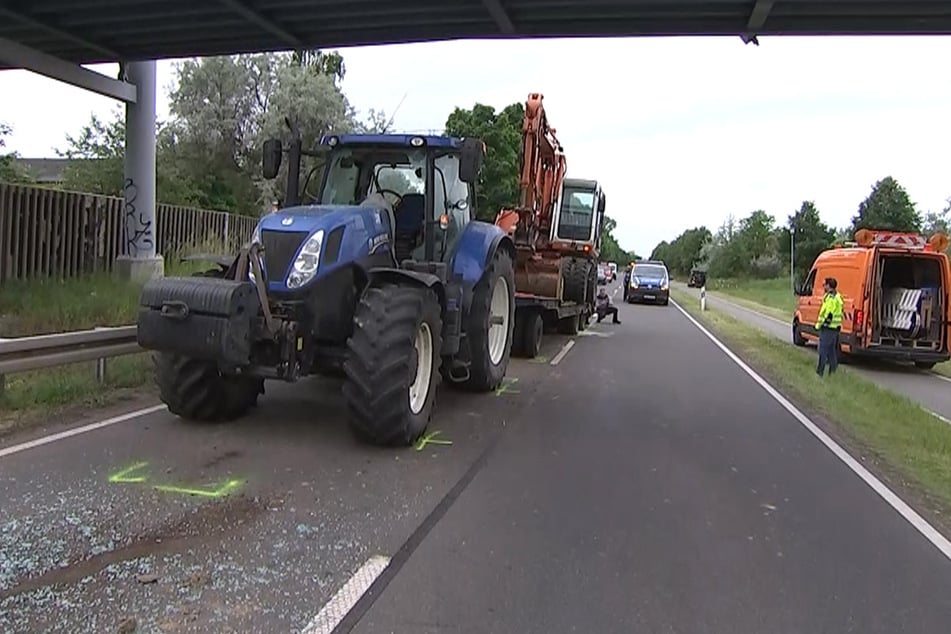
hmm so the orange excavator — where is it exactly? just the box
[496,93,569,299]
[497,93,607,356]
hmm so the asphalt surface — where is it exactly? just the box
[675,282,951,421]
[2,280,951,633]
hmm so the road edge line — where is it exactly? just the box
[671,298,951,562]
[550,340,576,366]
[303,555,391,634]
[0,404,168,459]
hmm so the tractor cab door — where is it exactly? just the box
[434,151,474,262]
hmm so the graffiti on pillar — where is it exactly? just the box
[123,178,153,256]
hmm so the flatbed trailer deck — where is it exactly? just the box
[512,292,591,358]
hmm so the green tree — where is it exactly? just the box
[922,198,951,236]
[0,122,33,183]
[444,102,523,221]
[777,201,835,280]
[649,227,711,275]
[167,51,356,214]
[55,109,202,206]
[851,176,922,235]
[737,209,775,260]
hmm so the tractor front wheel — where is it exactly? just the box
[154,353,263,422]
[343,285,443,446]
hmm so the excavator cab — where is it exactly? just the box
[550,178,606,255]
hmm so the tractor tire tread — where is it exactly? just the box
[343,284,443,446]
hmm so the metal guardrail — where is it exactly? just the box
[0,326,141,375]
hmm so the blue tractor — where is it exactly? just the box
[136,127,516,446]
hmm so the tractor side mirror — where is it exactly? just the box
[459,138,484,183]
[262,139,283,180]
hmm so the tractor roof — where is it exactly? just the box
[318,134,464,149]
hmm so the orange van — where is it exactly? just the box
[793,229,951,369]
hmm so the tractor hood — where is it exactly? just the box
[251,203,394,292]
[256,203,389,235]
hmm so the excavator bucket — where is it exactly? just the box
[514,253,564,299]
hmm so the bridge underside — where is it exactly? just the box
[1,0,950,69]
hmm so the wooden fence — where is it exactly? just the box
[0,183,259,283]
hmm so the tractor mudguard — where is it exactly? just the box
[449,221,514,286]
[366,267,445,303]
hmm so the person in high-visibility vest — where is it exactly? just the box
[815,277,844,376]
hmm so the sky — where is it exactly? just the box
[2,36,950,256]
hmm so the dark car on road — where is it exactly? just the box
[687,269,707,288]
[627,261,670,305]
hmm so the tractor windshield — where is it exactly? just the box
[557,186,596,241]
[319,147,426,207]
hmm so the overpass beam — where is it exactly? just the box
[741,0,774,45]
[116,60,164,282]
[481,0,516,34]
[0,36,136,103]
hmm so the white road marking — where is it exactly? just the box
[671,298,951,562]
[302,554,391,634]
[930,372,951,385]
[0,404,168,459]
[550,340,576,366]
[927,409,951,425]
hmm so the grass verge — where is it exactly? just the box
[671,288,951,515]
[0,253,221,337]
[707,277,797,316]
[0,353,155,437]
[0,249,226,433]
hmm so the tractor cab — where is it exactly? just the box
[260,131,484,286]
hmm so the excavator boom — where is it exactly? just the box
[496,93,567,249]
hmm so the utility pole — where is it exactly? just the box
[790,223,796,293]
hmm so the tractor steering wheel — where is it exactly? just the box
[375,188,404,208]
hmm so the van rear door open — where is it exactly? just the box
[870,250,948,354]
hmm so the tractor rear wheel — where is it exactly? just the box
[460,248,515,391]
[154,353,263,422]
[343,284,443,446]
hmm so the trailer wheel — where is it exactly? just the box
[558,313,580,335]
[460,249,515,391]
[343,285,442,446]
[520,312,543,359]
[154,353,263,422]
[915,360,937,370]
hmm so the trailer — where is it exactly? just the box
[511,292,591,358]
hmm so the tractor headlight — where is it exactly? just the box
[287,229,324,289]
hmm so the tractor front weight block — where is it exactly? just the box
[138,276,261,367]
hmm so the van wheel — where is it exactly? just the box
[792,320,806,346]
[914,361,937,370]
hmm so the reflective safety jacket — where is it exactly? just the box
[816,291,844,330]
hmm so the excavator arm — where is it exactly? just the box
[496,93,567,250]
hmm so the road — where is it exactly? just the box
[2,280,950,632]
[674,283,951,421]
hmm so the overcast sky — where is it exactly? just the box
[2,36,949,256]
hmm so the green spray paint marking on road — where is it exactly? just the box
[106,461,243,498]
[495,376,520,396]
[414,430,452,451]
[153,479,243,498]
[108,462,149,483]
